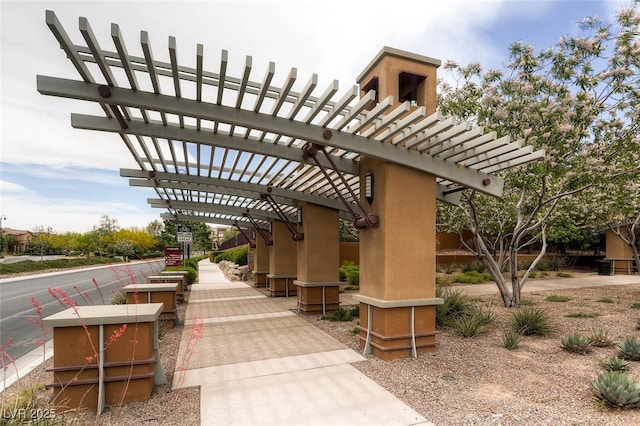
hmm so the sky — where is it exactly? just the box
[0,0,627,234]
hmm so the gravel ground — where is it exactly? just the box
[307,280,640,425]
[6,274,640,425]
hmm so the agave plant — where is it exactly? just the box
[590,371,640,408]
[588,328,614,348]
[561,333,591,354]
[601,357,630,372]
[617,336,640,361]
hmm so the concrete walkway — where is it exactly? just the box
[173,259,432,426]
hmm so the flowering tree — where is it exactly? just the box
[437,3,640,306]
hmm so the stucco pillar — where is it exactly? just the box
[252,237,270,287]
[353,158,441,360]
[267,220,297,297]
[353,46,443,360]
[294,202,341,314]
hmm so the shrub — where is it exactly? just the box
[561,333,592,354]
[111,291,126,305]
[589,329,614,348]
[339,261,359,283]
[461,260,486,273]
[346,269,360,286]
[451,271,493,284]
[453,308,494,338]
[213,247,248,266]
[501,327,522,350]
[590,371,640,408]
[556,272,573,278]
[349,305,360,318]
[321,308,353,322]
[164,265,197,284]
[509,307,555,336]
[601,357,630,372]
[545,294,570,302]
[617,336,640,361]
[436,287,475,328]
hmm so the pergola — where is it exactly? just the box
[38,10,545,359]
[38,10,544,229]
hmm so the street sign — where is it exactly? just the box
[164,246,182,267]
[176,225,192,243]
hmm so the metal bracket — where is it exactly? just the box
[242,212,273,246]
[232,222,256,248]
[260,191,304,241]
[302,142,378,229]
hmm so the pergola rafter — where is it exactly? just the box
[38,10,545,228]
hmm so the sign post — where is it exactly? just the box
[164,246,182,267]
[176,226,192,265]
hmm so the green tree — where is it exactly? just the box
[29,226,53,260]
[437,3,640,306]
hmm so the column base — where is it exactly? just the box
[253,271,268,288]
[267,275,297,297]
[353,295,443,361]
[293,281,341,315]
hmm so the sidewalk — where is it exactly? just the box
[173,259,432,426]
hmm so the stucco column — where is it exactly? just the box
[252,237,270,287]
[294,202,341,314]
[353,157,442,360]
[267,220,297,297]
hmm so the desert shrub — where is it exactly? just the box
[346,269,360,286]
[509,307,555,336]
[545,294,570,302]
[111,290,126,305]
[556,272,573,278]
[451,271,493,284]
[590,371,640,408]
[501,327,522,350]
[349,305,360,318]
[461,260,486,273]
[436,287,475,328]
[589,329,614,348]
[453,307,494,338]
[321,308,353,322]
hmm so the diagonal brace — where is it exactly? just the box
[242,212,273,246]
[260,191,304,241]
[302,143,378,229]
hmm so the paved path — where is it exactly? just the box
[173,259,432,425]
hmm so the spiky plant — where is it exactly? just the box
[617,336,640,361]
[509,307,555,336]
[590,371,640,408]
[588,329,614,348]
[636,319,640,330]
[561,333,591,354]
[601,357,630,372]
[501,327,522,350]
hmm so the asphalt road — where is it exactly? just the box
[0,259,164,362]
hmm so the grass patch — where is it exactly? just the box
[631,302,640,310]
[565,312,601,318]
[545,294,570,302]
[519,298,534,306]
[451,270,493,284]
[0,257,124,276]
[596,298,614,303]
[436,287,475,327]
[501,327,522,350]
[556,272,573,278]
